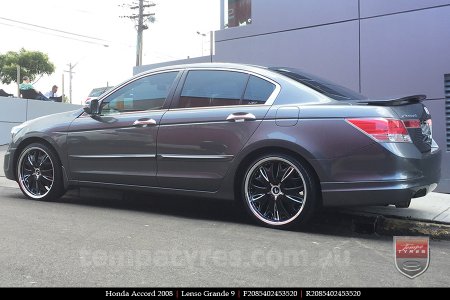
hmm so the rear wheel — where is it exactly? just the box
[241,154,318,229]
[16,143,65,201]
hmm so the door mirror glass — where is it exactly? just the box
[83,99,99,115]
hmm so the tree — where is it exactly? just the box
[0,48,55,84]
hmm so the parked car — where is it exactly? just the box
[3,63,441,229]
[85,86,113,104]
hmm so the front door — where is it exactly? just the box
[67,71,180,187]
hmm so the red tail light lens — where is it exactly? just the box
[403,119,421,128]
[346,118,412,143]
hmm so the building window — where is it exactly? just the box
[224,0,252,28]
[446,74,450,150]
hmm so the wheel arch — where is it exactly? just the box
[233,145,322,205]
[13,137,65,182]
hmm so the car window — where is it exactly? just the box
[178,70,249,108]
[271,67,367,101]
[242,75,276,105]
[101,72,178,115]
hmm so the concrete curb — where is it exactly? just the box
[338,211,450,240]
[377,216,450,240]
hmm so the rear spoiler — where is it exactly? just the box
[357,95,426,106]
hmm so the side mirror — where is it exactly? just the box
[83,99,100,115]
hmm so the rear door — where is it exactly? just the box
[156,69,280,191]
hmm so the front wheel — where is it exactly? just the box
[16,143,65,201]
[241,154,318,229]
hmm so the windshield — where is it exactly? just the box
[89,87,113,97]
[271,67,368,101]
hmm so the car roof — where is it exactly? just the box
[136,62,271,76]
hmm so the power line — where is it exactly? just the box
[0,16,111,44]
[0,21,110,47]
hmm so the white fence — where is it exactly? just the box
[0,97,82,145]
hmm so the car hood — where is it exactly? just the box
[12,109,84,142]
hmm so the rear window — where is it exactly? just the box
[271,67,367,101]
[243,76,276,104]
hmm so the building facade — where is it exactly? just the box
[136,0,450,192]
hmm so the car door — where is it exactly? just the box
[157,69,280,191]
[67,71,180,187]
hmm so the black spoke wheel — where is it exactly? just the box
[242,154,318,228]
[17,143,65,201]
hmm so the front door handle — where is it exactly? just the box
[133,118,157,127]
[226,113,256,122]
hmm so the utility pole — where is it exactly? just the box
[16,65,20,97]
[64,62,77,103]
[62,73,65,103]
[210,31,214,62]
[121,0,156,66]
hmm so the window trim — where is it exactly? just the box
[169,68,281,110]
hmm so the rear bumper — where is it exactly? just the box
[321,179,438,207]
[320,146,441,207]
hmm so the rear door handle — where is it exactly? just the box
[226,113,256,122]
[133,118,157,127]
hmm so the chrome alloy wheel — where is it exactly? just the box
[244,157,307,226]
[17,147,55,199]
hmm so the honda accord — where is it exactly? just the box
[3,63,441,228]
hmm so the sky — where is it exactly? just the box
[0,0,220,104]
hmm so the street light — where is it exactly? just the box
[197,31,207,56]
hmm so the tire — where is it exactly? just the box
[241,153,318,229]
[16,143,65,201]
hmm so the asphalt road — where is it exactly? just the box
[0,186,449,287]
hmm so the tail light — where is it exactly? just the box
[403,119,421,129]
[346,118,414,143]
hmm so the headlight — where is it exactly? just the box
[11,122,29,138]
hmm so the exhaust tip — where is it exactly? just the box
[395,199,411,208]
[412,188,427,198]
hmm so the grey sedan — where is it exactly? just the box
[3,63,441,228]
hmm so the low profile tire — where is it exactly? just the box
[241,153,319,229]
[16,143,65,201]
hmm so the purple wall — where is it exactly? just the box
[360,6,450,100]
[214,1,450,193]
[137,1,450,192]
[216,21,360,92]
[360,0,450,17]
[217,0,359,41]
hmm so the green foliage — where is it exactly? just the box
[0,48,55,84]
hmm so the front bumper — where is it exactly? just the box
[3,145,17,181]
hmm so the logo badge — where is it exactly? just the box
[394,236,430,278]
